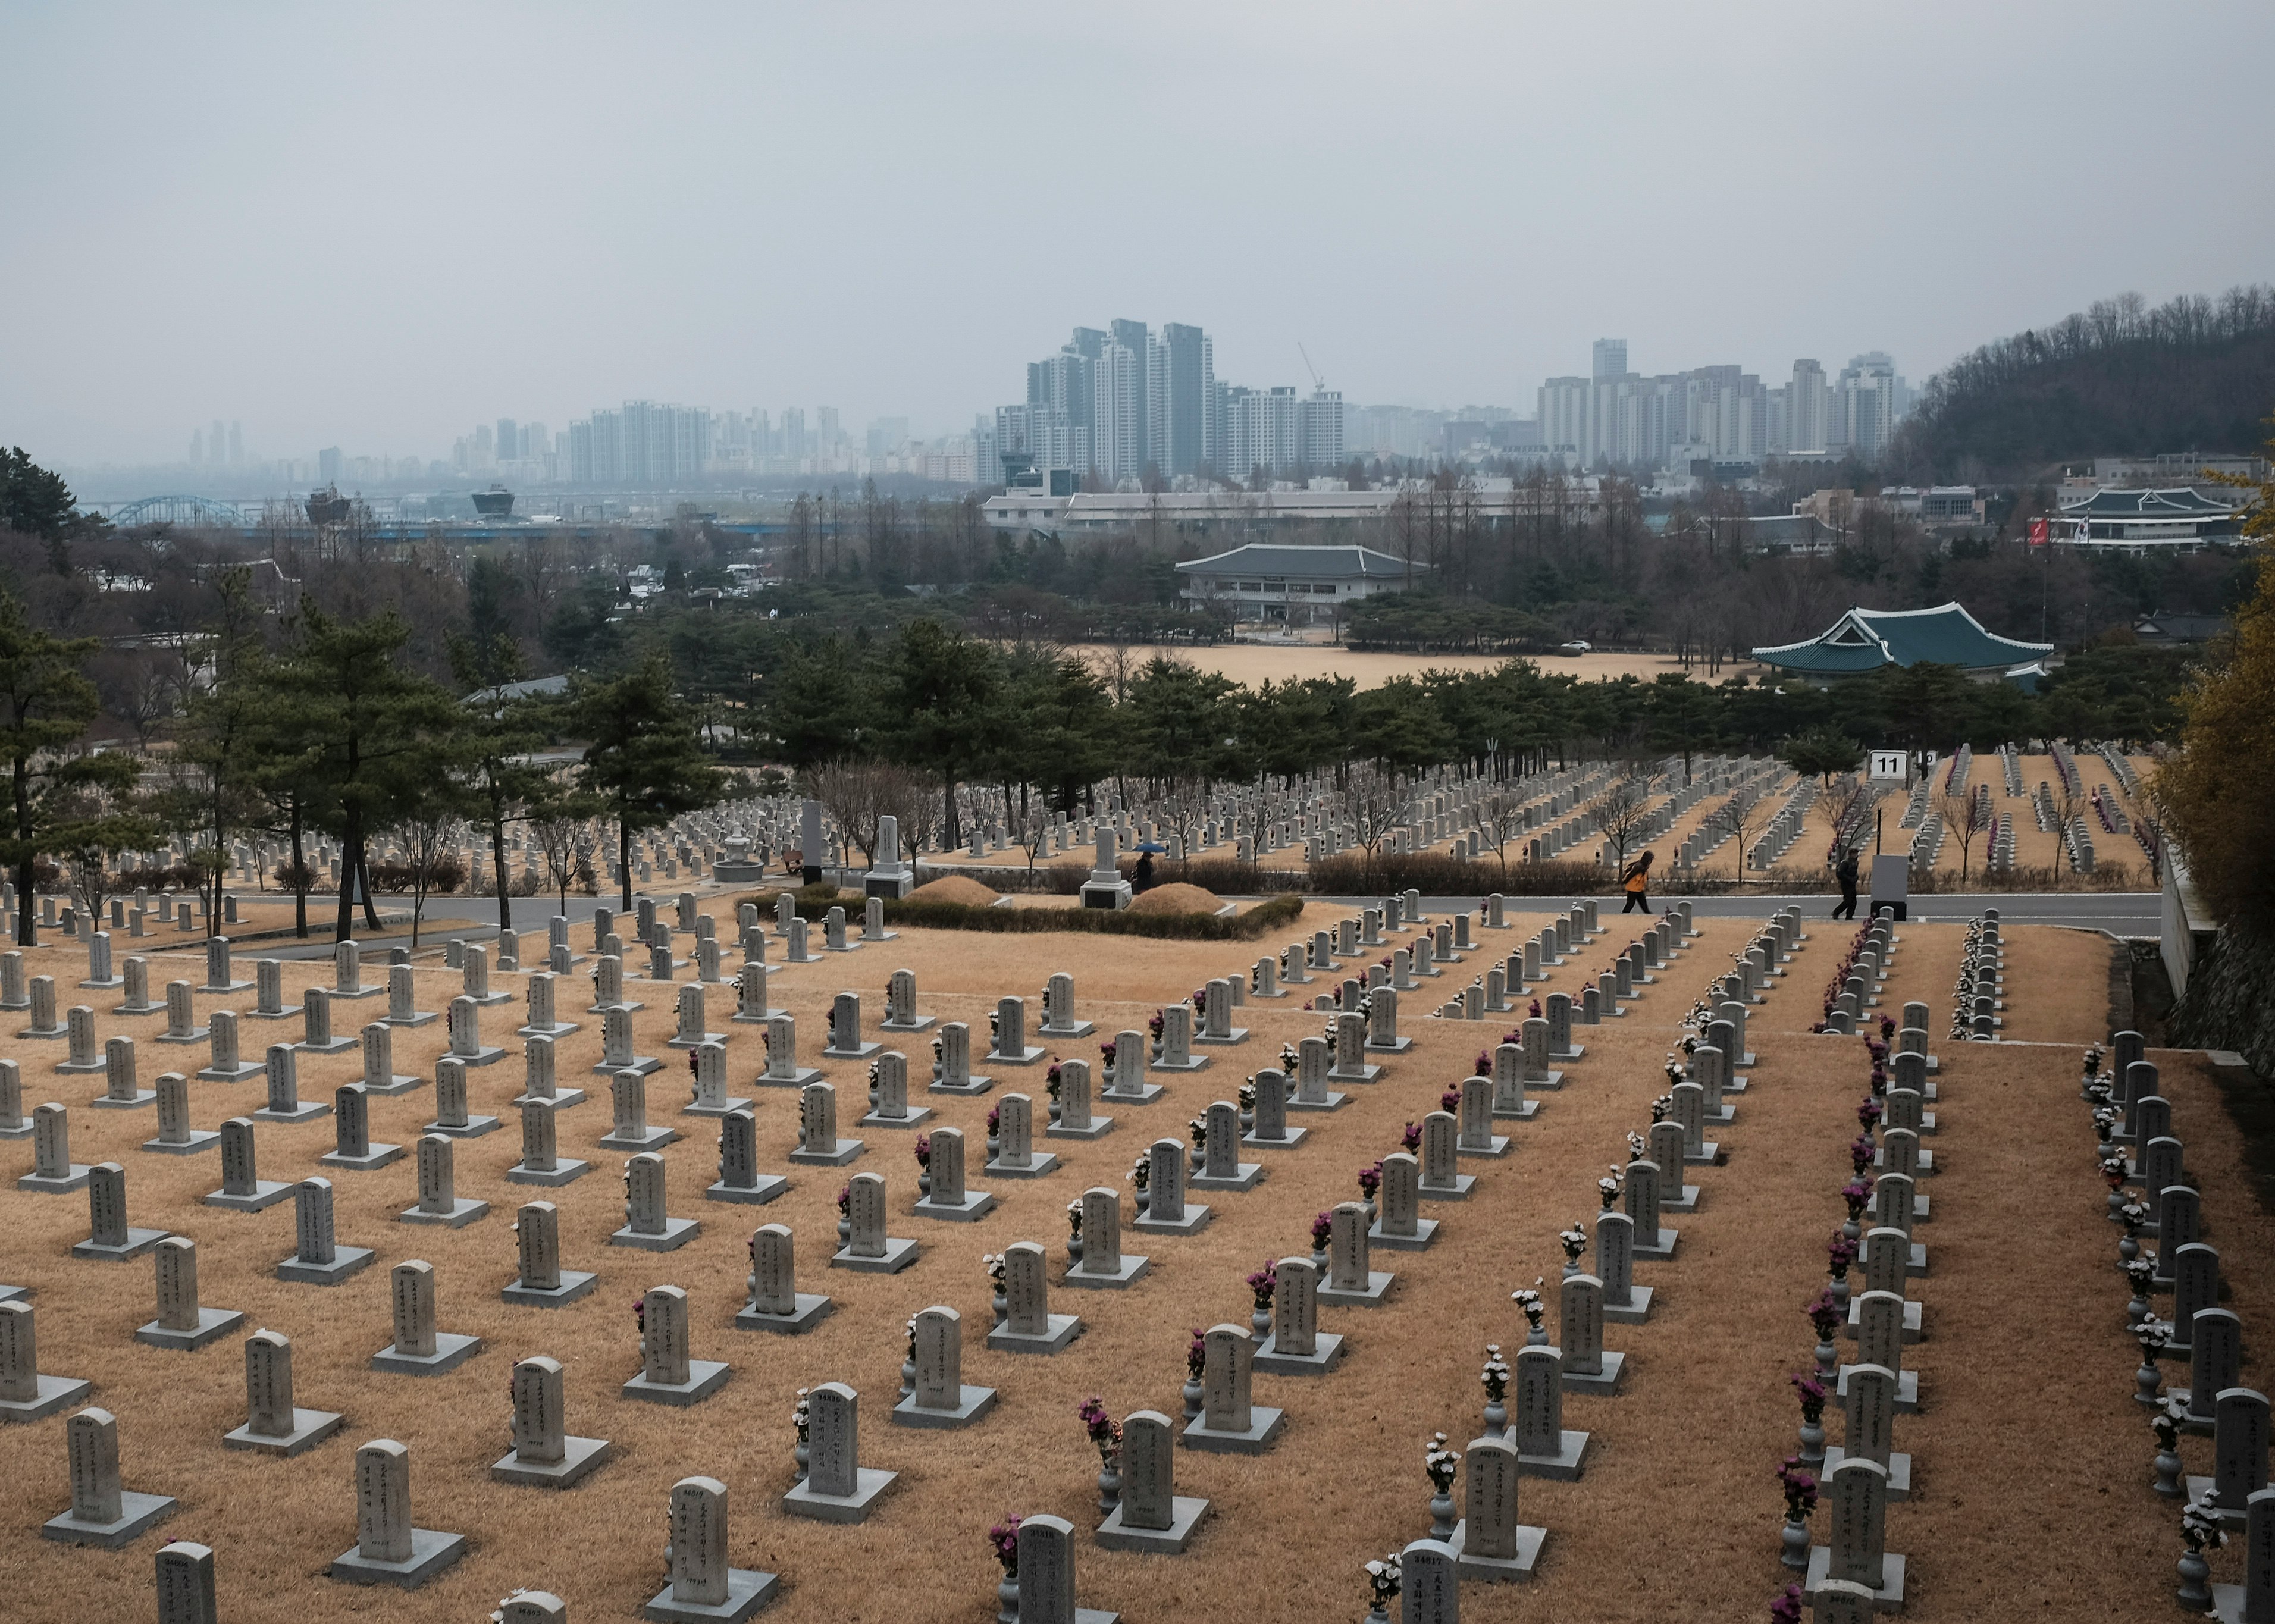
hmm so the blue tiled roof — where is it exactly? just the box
[1751,604,2053,676]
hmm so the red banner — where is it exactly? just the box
[2027,517,2049,547]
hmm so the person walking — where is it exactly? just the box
[1832,845,1860,920]
[1619,850,1655,913]
[1133,850,1156,893]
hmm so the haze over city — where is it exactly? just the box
[5,0,2273,471]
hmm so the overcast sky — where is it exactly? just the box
[5,0,2272,468]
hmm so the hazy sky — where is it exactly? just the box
[5,0,2273,468]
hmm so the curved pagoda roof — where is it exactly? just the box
[1750,602,2053,678]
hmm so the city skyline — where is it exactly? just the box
[6,2,2271,468]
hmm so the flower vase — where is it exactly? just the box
[1525,1325,1549,1348]
[2154,1443,2185,1498]
[1311,1247,1328,1274]
[1048,1100,1061,1124]
[2177,1548,2213,1611]
[794,1439,809,1481]
[1182,1378,1202,1421]
[1828,1274,1850,1308]
[1240,1108,1254,1134]
[2118,1233,2139,1264]
[918,1171,932,1198]
[2135,1360,2163,1405]
[1364,1609,1392,1624]
[2126,1289,2150,1329]
[1814,1338,1837,1381]
[1428,1490,1456,1541]
[1189,1145,1204,1174]
[997,1576,1019,1624]
[1781,1513,1812,1570]
[1096,1465,1121,1515]
[1066,1234,1083,1266]
[1251,1308,1271,1341]
[1135,1189,1150,1217]
[2106,1188,2126,1221]
[1841,1217,1861,1242]
[1798,1420,1825,1469]
[992,1288,1008,1328]
[900,1359,916,1402]
[1484,1398,1507,1433]
[836,1217,851,1247]
[987,1134,1000,1162]
[1364,1198,1377,1225]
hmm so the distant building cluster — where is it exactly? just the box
[994,321,1343,487]
[1537,343,1913,471]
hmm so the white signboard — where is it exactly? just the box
[1869,751,1908,782]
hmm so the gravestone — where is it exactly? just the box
[706,1110,788,1207]
[1254,1255,1343,1375]
[73,1162,168,1261]
[737,1221,834,1333]
[914,1125,993,1220]
[1513,1343,1588,1478]
[424,1055,500,1139]
[133,1236,244,1351]
[1065,1187,1149,1288]
[1183,1323,1283,1453]
[782,1381,896,1521]
[597,1069,678,1153]
[1322,1201,1395,1305]
[1132,1137,1209,1234]
[830,1172,919,1274]
[1558,1274,1624,1394]
[491,1355,611,1486]
[372,1259,484,1376]
[506,1098,591,1188]
[987,1241,1082,1354]
[223,1328,343,1455]
[327,1438,467,1589]
[1096,1409,1208,1552]
[892,1305,996,1429]
[400,1134,487,1228]
[1046,1057,1110,1139]
[1452,1434,1546,1581]
[611,1151,700,1252]
[319,1083,404,1171]
[502,1200,598,1307]
[988,1093,1058,1178]
[1371,1152,1440,1251]
[0,1300,93,1421]
[1804,1456,1903,1604]
[39,1407,178,1550]
[1013,1512,1119,1624]
[142,1071,219,1156]
[197,1011,264,1083]
[860,1051,933,1131]
[202,1117,292,1210]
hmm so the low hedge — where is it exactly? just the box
[722,884,1305,941]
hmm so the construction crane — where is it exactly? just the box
[1299,343,1325,393]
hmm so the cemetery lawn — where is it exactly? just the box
[0,914,2260,1620]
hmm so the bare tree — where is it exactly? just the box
[1707,789,1768,881]
[1586,774,1655,874]
[382,810,465,948]
[1475,787,1524,874]
[1938,785,1993,885]
[531,811,596,914]
[1343,761,1408,858]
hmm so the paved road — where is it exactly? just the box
[1314,892,2163,938]
[239,884,2163,958]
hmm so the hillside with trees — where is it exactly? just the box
[1892,285,2275,481]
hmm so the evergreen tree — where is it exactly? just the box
[573,654,733,910]
[0,591,154,942]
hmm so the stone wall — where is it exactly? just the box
[2169,920,2275,1080]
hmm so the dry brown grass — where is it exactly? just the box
[0,910,2257,1622]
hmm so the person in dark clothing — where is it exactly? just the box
[1133,851,1155,892]
[1832,847,1860,920]
[1619,849,1655,913]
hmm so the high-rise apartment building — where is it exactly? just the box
[496,419,518,463]
[1785,360,1828,455]
[228,421,242,465]
[1157,323,1212,478]
[1592,339,1628,381]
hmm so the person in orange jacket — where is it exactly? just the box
[1619,849,1655,913]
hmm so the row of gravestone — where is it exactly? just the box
[2088,1023,2274,1619]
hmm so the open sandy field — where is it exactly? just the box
[0,903,2257,1622]
[1146,643,1763,691]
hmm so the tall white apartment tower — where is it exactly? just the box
[1592,338,1628,380]
[1787,359,1828,454]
